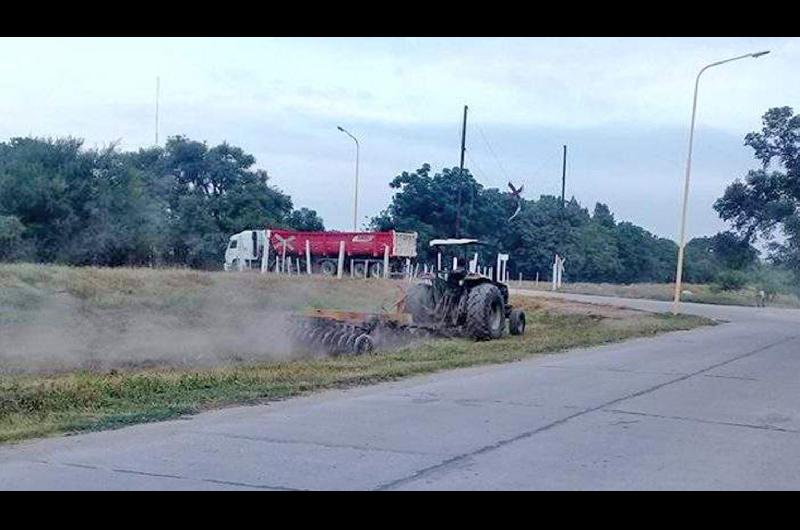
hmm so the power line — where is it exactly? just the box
[464,149,491,183]
[475,122,512,183]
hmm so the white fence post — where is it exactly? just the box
[437,252,442,271]
[281,240,287,275]
[383,245,389,279]
[260,235,270,274]
[337,241,345,279]
[552,254,558,291]
[305,240,312,275]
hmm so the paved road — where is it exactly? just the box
[2,291,800,490]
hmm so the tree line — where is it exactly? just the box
[369,164,756,284]
[0,136,323,268]
[1,106,797,289]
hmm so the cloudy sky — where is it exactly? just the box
[0,37,797,240]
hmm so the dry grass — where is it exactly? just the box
[0,264,712,444]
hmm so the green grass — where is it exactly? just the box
[518,280,800,308]
[0,286,711,444]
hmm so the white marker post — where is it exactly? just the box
[281,240,287,275]
[337,241,345,279]
[296,257,301,276]
[305,240,312,275]
[383,245,389,279]
[260,235,270,274]
[437,252,442,271]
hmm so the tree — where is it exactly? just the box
[287,207,325,231]
[714,106,800,274]
[0,135,321,269]
[371,163,679,283]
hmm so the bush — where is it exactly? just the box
[0,215,27,261]
[714,270,748,291]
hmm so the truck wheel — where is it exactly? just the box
[509,309,526,336]
[353,262,367,278]
[404,283,435,324]
[320,260,337,276]
[466,283,505,340]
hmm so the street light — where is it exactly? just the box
[337,126,360,231]
[671,50,770,315]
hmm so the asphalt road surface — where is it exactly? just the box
[2,292,799,490]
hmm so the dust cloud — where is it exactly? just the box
[0,280,326,374]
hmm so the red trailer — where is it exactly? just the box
[266,229,418,277]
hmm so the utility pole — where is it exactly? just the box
[454,105,468,238]
[561,144,567,208]
[155,76,160,146]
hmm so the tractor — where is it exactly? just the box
[287,238,525,356]
[403,239,526,340]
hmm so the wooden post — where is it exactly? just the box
[305,240,312,275]
[383,245,389,279]
[337,241,345,279]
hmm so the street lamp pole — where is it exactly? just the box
[671,50,770,315]
[337,126,360,231]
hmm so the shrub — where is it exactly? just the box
[714,270,748,291]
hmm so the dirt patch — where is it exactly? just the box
[512,295,643,319]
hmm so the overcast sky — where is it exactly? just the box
[0,37,797,240]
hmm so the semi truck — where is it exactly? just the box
[224,228,418,277]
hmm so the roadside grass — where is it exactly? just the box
[517,280,800,309]
[0,291,711,444]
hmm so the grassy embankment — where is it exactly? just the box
[517,280,800,308]
[0,264,711,444]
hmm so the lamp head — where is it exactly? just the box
[751,50,770,58]
[337,126,344,132]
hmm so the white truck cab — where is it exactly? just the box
[224,230,266,271]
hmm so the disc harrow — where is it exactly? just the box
[288,308,442,356]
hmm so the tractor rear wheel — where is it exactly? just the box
[466,283,505,340]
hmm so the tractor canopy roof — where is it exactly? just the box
[429,238,486,247]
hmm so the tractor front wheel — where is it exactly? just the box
[509,309,526,336]
[466,283,505,340]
